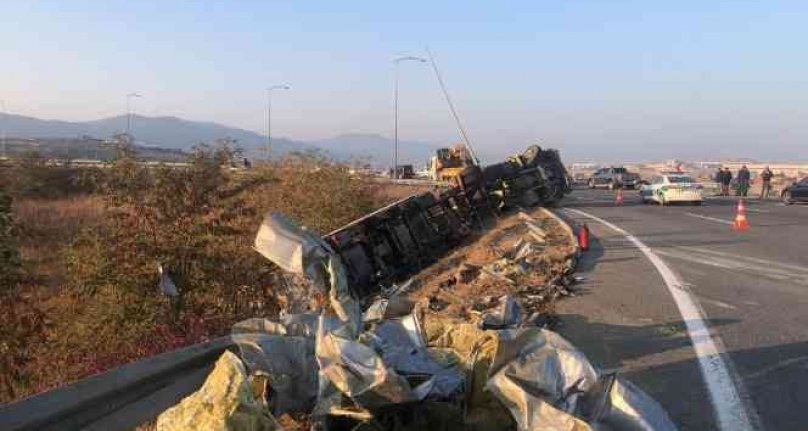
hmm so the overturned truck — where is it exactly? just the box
[329,144,571,298]
[432,144,571,210]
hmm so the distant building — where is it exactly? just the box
[570,162,598,170]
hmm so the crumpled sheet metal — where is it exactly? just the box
[595,377,678,431]
[254,212,324,275]
[232,313,320,338]
[235,333,319,416]
[486,328,676,431]
[157,317,676,431]
[488,328,599,412]
[486,328,599,430]
[315,318,418,409]
[480,295,522,329]
[371,316,464,400]
[155,350,279,431]
[425,319,676,431]
[254,212,361,334]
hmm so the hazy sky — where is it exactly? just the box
[3,1,808,161]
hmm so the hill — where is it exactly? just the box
[0,114,442,165]
[0,113,311,159]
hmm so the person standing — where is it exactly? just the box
[721,167,732,196]
[737,165,751,197]
[759,166,773,199]
[716,168,726,196]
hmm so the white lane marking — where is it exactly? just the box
[744,356,808,381]
[566,208,757,431]
[680,246,808,274]
[685,212,734,225]
[700,297,738,310]
[745,208,769,214]
[654,248,808,288]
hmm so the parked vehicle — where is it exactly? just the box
[390,165,415,179]
[639,172,702,205]
[571,172,589,185]
[781,176,808,204]
[588,167,641,190]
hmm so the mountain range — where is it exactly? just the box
[0,113,438,166]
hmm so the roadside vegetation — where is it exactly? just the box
[0,146,392,403]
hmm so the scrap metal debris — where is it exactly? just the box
[154,212,677,431]
[402,210,579,329]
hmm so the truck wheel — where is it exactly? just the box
[782,191,793,205]
[588,179,595,189]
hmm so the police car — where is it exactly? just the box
[639,172,703,205]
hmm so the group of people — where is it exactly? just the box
[715,165,774,198]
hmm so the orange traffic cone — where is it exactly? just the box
[615,188,624,206]
[733,199,750,231]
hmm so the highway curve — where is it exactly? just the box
[557,188,808,431]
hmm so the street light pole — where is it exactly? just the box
[126,92,142,137]
[392,56,426,179]
[266,84,290,160]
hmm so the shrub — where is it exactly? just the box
[0,187,20,289]
[4,146,384,401]
[0,186,47,401]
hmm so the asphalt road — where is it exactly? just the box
[555,187,808,431]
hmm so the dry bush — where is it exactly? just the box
[247,153,380,233]
[2,147,384,401]
[0,151,98,199]
[0,186,48,402]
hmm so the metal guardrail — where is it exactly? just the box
[0,335,257,431]
[370,177,446,187]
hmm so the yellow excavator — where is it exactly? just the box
[430,143,477,183]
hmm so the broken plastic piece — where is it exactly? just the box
[480,295,522,329]
[158,264,179,297]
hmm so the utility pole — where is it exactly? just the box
[392,56,426,178]
[266,84,290,160]
[425,47,480,166]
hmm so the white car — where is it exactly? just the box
[639,172,703,205]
